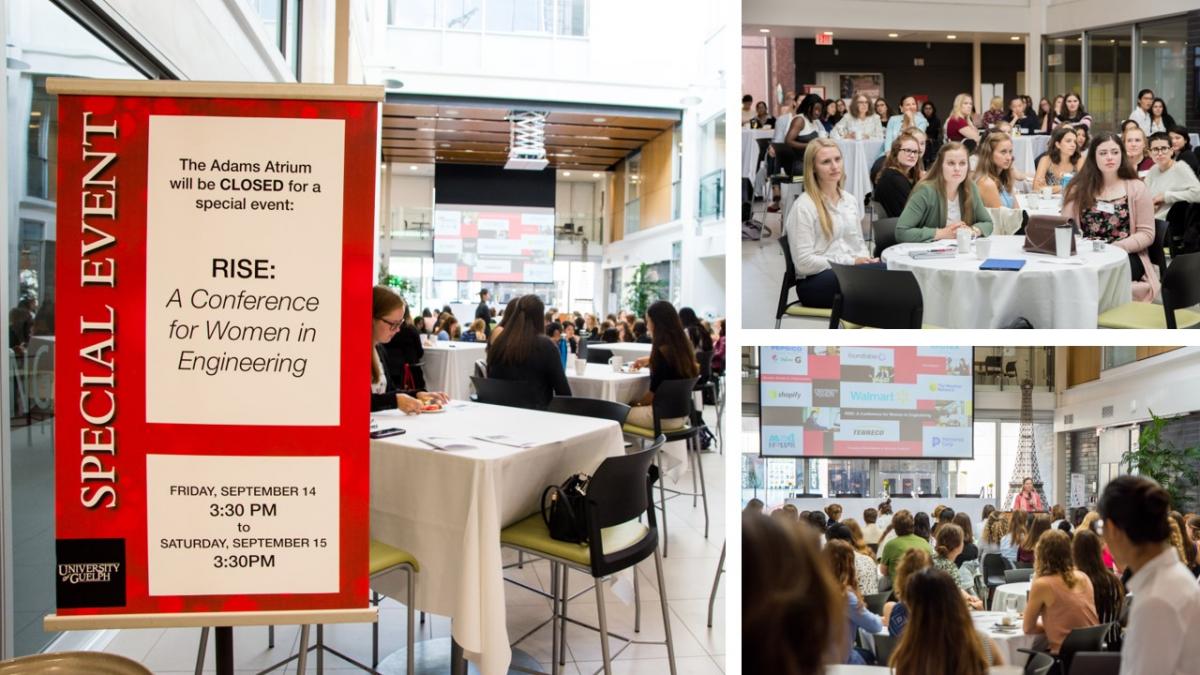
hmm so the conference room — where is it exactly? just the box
[741,0,1200,329]
[0,2,728,675]
[742,344,1200,674]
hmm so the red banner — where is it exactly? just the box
[53,85,377,616]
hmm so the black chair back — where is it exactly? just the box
[1067,652,1120,675]
[584,437,665,576]
[695,350,713,389]
[829,264,923,329]
[650,377,700,435]
[1150,219,1168,277]
[1162,252,1200,328]
[770,142,796,174]
[1004,567,1034,583]
[872,632,899,667]
[586,348,612,364]
[1057,623,1111,675]
[982,553,1009,587]
[546,396,631,426]
[864,591,889,617]
[470,376,547,410]
[872,217,899,258]
[776,235,800,322]
[1025,650,1054,675]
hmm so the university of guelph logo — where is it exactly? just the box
[56,538,126,609]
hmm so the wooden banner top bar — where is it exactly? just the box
[44,607,378,631]
[45,78,385,102]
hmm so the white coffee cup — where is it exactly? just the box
[1001,614,1014,627]
[609,355,624,372]
[974,237,992,260]
[1026,193,1040,209]
[1041,186,1053,198]
[574,359,588,376]
[956,228,971,254]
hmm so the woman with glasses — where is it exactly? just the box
[372,285,449,413]
[873,132,924,217]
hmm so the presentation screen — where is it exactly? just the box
[432,204,555,283]
[759,346,974,458]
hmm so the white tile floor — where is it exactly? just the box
[56,425,725,674]
[743,204,827,329]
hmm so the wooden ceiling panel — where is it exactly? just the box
[547,112,676,130]
[544,123,660,140]
[382,103,440,117]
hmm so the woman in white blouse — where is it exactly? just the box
[784,138,885,308]
[832,93,884,140]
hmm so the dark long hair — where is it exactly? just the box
[1063,133,1139,216]
[487,294,548,367]
[677,306,713,351]
[890,569,988,675]
[1058,92,1088,124]
[1048,125,1082,165]
[646,301,698,380]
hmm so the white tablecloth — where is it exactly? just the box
[421,341,487,400]
[828,667,1021,675]
[742,128,774,182]
[1013,135,1051,175]
[1016,192,1063,217]
[883,235,1132,328]
[972,611,1038,666]
[584,342,652,360]
[369,402,626,675]
[990,581,1032,612]
[835,138,885,207]
[566,362,650,404]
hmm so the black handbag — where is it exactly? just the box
[541,473,591,544]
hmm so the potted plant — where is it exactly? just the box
[623,263,666,317]
[381,274,416,300]
[1122,410,1200,510]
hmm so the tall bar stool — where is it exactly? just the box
[499,438,676,675]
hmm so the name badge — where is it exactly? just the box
[1096,201,1116,214]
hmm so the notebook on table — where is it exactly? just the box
[979,258,1025,271]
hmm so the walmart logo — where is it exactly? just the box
[767,433,797,449]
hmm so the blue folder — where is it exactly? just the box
[979,258,1025,271]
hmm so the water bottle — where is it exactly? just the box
[1061,173,1073,191]
[559,338,568,369]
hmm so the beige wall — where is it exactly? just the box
[609,127,676,243]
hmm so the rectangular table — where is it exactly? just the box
[369,402,625,675]
[421,341,487,400]
[566,361,650,403]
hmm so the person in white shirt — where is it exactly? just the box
[1097,475,1200,675]
[1129,88,1154,135]
[783,139,883,308]
[1145,132,1200,220]
[832,93,884,141]
[781,94,828,176]
[741,94,754,127]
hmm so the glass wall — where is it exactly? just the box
[1046,13,1188,133]
[5,0,146,656]
[389,0,588,36]
[1045,35,1082,102]
[1088,27,1132,130]
[1138,16,1188,122]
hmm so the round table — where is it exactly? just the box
[835,138,884,207]
[882,235,1132,328]
[565,361,650,404]
[973,611,1038,666]
[990,581,1032,612]
[1012,134,1052,175]
[583,342,652,360]
[742,127,773,181]
[421,341,487,401]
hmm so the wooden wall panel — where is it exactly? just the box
[638,128,675,231]
[1136,346,1178,361]
[1068,347,1101,387]
[611,162,626,242]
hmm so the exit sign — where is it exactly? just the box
[815,33,833,46]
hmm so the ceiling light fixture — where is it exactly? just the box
[445,109,459,116]
[409,165,418,171]
[563,171,572,177]
[592,117,607,123]
[947,35,957,40]
[822,31,833,36]
[759,28,770,33]
[1010,36,1020,41]
[888,33,899,38]
[592,172,601,178]
[1158,40,1168,44]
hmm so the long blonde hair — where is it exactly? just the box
[949,93,973,122]
[973,132,1015,195]
[916,142,975,225]
[1034,529,1078,590]
[802,138,845,239]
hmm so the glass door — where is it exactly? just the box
[1087,27,1132,130]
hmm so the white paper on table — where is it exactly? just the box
[473,434,535,448]
[421,436,478,451]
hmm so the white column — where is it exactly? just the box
[1026,1,1043,100]
[678,108,699,307]
[973,38,983,111]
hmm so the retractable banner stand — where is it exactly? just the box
[45,79,381,647]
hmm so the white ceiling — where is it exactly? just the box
[745,26,1028,45]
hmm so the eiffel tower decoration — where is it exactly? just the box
[1006,379,1047,509]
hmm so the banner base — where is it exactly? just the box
[43,607,377,631]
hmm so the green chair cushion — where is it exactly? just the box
[784,305,832,318]
[1098,302,1200,329]
[370,539,419,574]
[500,513,649,567]
[622,422,690,438]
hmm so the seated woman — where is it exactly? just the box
[879,94,927,159]
[1033,125,1084,194]
[1061,133,1160,301]
[1145,132,1200,222]
[485,295,571,408]
[679,306,714,352]
[873,132,924,217]
[784,139,883,308]
[882,547,931,638]
[460,318,487,342]
[1122,124,1154,173]
[832,93,884,140]
[892,568,1004,673]
[896,142,994,242]
[945,94,982,148]
[981,96,1006,128]
[382,301,427,391]
[931,523,983,609]
[1168,124,1200,174]
[1073,124,1090,160]
[371,286,448,413]
[1018,514,1052,567]
[1023,530,1099,654]
[627,301,699,430]
[974,133,1019,209]
[824,540,883,665]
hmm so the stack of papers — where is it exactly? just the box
[472,434,536,449]
[420,437,477,451]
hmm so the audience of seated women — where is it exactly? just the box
[896,142,993,242]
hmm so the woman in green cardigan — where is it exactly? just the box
[896,142,994,242]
